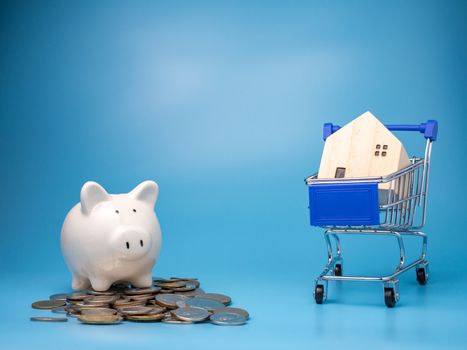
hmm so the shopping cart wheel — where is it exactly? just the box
[314,285,325,304]
[416,267,428,285]
[384,288,397,308]
[333,264,343,276]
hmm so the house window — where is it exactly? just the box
[375,144,388,156]
[335,167,346,178]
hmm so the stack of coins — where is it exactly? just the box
[31,277,249,326]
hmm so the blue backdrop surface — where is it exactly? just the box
[1,1,466,349]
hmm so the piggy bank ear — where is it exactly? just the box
[80,181,110,215]
[130,180,159,208]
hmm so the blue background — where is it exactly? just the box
[1,1,466,349]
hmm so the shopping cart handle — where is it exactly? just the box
[323,120,438,141]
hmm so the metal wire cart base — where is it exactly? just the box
[305,121,438,307]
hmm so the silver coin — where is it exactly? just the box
[161,315,192,324]
[84,295,118,304]
[213,307,249,319]
[175,288,205,297]
[124,286,160,295]
[159,277,198,285]
[168,277,199,282]
[172,307,210,323]
[30,317,68,322]
[87,289,117,296]
[155,294,190,308]
[51,306,67,314]
[49,293,69,301]
[199,293,231,305]
[171,282,198,292]
[186,298,224,311]
[210,313,247,326]
[65,306,80,317]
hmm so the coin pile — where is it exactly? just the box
[31,277,249,326]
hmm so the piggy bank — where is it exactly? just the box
[61,180,162,291]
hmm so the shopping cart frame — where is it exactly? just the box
[305,120,438,307]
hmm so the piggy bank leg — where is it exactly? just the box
[130,273,153,288]
[89,276,113,291]
[72,274,91,290]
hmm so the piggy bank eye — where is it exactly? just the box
[132,209,137,213]
[115,210,119,214]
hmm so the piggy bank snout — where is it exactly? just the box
[111,227,152,260]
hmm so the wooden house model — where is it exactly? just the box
[318,111,411,202]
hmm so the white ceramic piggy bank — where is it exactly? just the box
[61,180,162,291]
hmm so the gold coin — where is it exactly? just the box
[126,313,165,322]
[81,308,118,316]
[146,305,166,314]
[169,279,200,288]
[49,293,68,301]
[78,314,123,325]
[128,294,154,302]
[159,289,174,294]
[118,306,154,316]
[66,292,88,301]
[112,297,130,305]
[32,300,66,309]
[156,281,186,288]
[113,300,147,308]
[168,277,199,282]
[74,303,110,311]
[87,289,117,296]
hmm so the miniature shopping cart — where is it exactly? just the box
[305,120,438,307]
